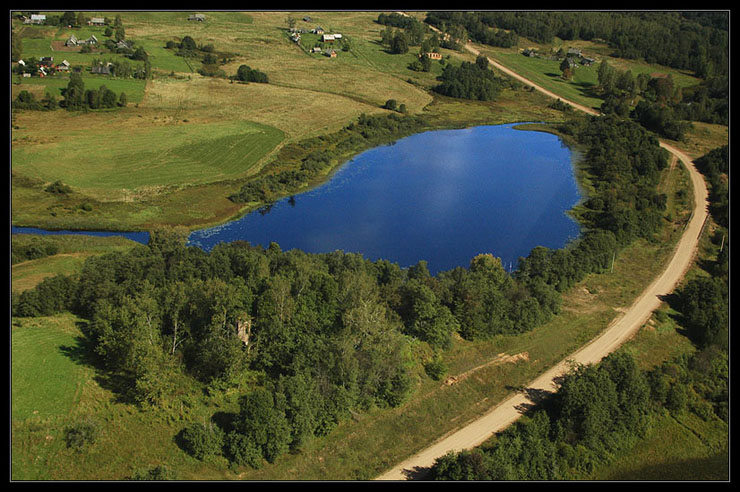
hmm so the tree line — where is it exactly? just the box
[433,55,507,101]
[425,11,728,80]
[430,344,727,479]
[228,113,427,205]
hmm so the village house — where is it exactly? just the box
[424,52,442,60]
[65,34,79,47]
[303,16,312,22]
[56,60,71,71]
[311,46,322,53]
[324,49,337,58]
[313,26,325,35]
[25,14,46,24]
[91,62,112,75]
[88,17,105,26]
[39,56,54,67]
[522,47,538,57]
[580,56,595,66]
[188,14,206,21]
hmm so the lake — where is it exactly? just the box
[13,123,582,275]
[188,123,582,274]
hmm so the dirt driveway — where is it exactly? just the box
[376,30,709,481]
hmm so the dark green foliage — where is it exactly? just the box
[11,237,59,264]
[64,419,99,451]
[130,465,177,480]
[234,388,291,463]
[675,276,728,350]
[236,64,268,83]
[434,60,505,101]
[693,145,728,228]
[44,180,73,194]
[425,12,518,48]
[180,421,225,460]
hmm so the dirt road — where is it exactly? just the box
[376,31,709,481]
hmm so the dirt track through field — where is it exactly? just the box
[376,26,709,481]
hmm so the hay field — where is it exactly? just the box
[12,11,448,230]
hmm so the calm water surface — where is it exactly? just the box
[188,123,582,274]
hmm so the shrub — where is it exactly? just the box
[225,431,263,469]
[130,465,177,480]
[64,419,99,451]
[180,421,225,460]
[45,180,73,195]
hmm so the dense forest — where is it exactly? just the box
[425,11,728,79]
[12,112,676,468]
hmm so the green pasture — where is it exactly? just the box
[12,119,284,199]
[13,73,147,103]
[11,314,88,422]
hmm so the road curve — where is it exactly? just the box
[376,30,709,481]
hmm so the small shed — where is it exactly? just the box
[188,14,206,21]
[28,14,46,24]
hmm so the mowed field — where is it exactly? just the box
[11,11,443,230]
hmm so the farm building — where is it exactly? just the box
[39,56,54,66]
[424,52,442,60]
[88,17,105,26]
[322,34,335,43]
[91,62,112,75]
[25,14,46,24]
[188,14,206,21]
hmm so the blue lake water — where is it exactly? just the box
[12,123,582,275]
[189,123,582,274]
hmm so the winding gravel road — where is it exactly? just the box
[376,30,709,481]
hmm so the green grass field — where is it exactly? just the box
[12,119,284,199]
